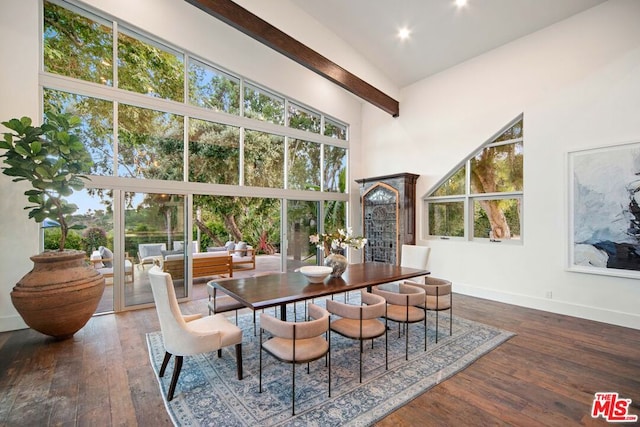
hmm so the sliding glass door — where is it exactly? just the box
[286,200,319,272]
[124,192,186,308]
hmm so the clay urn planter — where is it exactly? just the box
[11,250,105,340]
[1,113,104,339]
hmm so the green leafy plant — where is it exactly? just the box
[0,113,93,251]
[82,227,108,254]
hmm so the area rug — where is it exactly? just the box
[146,296,515,426]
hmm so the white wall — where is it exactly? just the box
[0,0,367,332]
[0,1,40,331]
[362,0,640,329]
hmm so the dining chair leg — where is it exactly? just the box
[217,349,222,358]
[384,316,388,371]
[328,317,331,397]
[292,363,296,415]
[436,310,439,343]
[450,294,453,337]
[359,339,363,383]
[424,308,427,351]
[405,322,409,361]
[159,351,172,377]
[167,355,183,401]
[235,343,243,380]
[405,300,410,360]
[259,329,263,393]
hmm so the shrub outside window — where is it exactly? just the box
[189,119,240,185]
[243,83,285,126]
[44,1,113,86]
[324,118,347,140]
[188,59,240,115]
[244,129,285,188]
[429,200,465,237]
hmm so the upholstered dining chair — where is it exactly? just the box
[405,277,453,343]
[373,283,426,360]
[400,244,431,280]
[326,290,387,382]
[259,303,330,415]
[148,266,243,401]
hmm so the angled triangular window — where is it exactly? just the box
[424,115,523,242]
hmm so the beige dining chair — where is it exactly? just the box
[326,290,387,382]
[400,244,431,280]
[259,303,330,415]
[148,266,243,401]
[405,276,453,343]
[373,283,426,360]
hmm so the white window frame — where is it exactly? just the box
[423,115,524,244]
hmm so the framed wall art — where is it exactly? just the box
[568,141,640,278]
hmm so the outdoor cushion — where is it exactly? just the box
[207,246,227,252]
[90,250,104,268]
[236,241,247,256]
[173,241,199,253]
[99,246,114,268]
[161,249,183,258]
[194,251,229,259]
[141,244,165,258]
[225,241,236,251]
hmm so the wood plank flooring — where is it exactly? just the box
[0,294,638,426]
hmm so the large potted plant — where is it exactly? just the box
[1,113,105,340]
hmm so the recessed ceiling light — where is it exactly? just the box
[398,27,411,40]
[455,0,467,7]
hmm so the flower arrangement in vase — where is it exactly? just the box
[309,227,367,277]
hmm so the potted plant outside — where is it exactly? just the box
[1,113,105,340]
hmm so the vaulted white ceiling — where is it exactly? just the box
[291,0,606,87]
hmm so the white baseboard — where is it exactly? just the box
[454,282,640,330]
[0,314,28,333]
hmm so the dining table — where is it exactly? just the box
[208,261,429,321]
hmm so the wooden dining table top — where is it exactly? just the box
[209,262,429,311]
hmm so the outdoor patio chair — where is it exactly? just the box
[138,243,166,269]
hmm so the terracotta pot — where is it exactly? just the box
[11,250,105,340]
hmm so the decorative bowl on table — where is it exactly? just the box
[296,266,332,283]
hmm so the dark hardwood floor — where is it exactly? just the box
[0,294,638,426]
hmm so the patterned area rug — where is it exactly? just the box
[146,295,514,426]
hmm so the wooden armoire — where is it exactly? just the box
[355,173,419,265]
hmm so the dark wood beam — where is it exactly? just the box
[184,0,400,117]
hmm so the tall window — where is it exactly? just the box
[42,0,349,193]
[424,116,523,242]
[40,0,353,313]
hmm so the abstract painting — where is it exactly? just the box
[568,141,640,277]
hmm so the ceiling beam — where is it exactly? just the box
[184,0,400,117]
